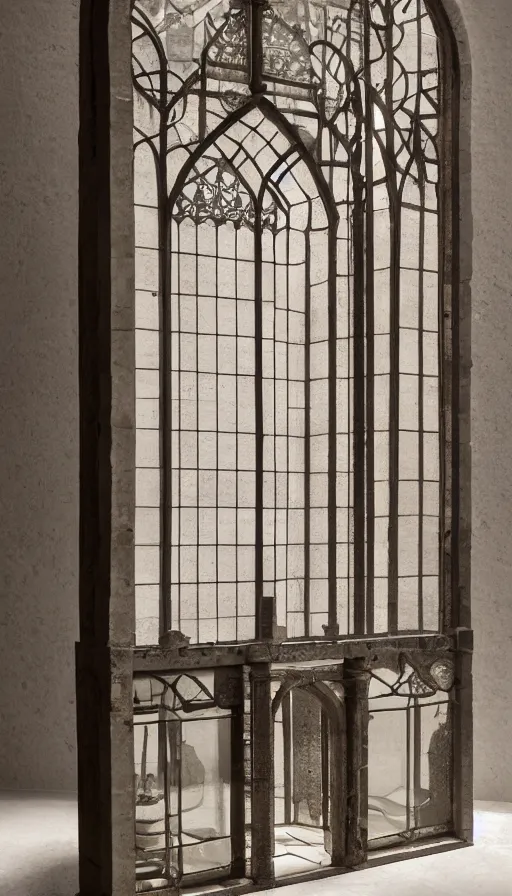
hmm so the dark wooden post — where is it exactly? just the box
[77,1,135,894]
[250,663,275,886]
[344,658,369,867]
[453,629,474,843]
[329,706,346,867]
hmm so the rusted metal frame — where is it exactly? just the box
[250,663,275,886]
[78,1,136,895]
[344,657,369,867]
[366,836,469,868]
[133,631,454,671]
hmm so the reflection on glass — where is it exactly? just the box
[368,662,453,846]
[272,683,331,879]
[133,672,233,890]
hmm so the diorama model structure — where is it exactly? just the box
[77,1,472,894]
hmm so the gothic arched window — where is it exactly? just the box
[133,0,451,645]
[77,1,472,892]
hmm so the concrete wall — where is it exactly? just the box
[457,0,512,802]
[0,0,511,801]
[0,0,79,791]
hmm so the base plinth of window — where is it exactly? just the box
[74,836,470,896]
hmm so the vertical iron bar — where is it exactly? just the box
[417,0,425,633]
[159,65,170,636]
[364,2,375,635]
[406,704,411,831]
[352,169,366,637]
[249,0,267,96]
[413,698,422,829]
[321,709,330,832]
[250,664,275,886]
[386,0,400,635]
[141,725,148,781]
[453,632,474,842]
[231,706,247,876]
[327,221,339,636]
[345,658,369,866]
[282,691,292,825]
[254,208,266,638]
[159,710,170,878]
[304,222,311,636]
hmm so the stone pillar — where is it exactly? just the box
[77,1,136,893]
[250,663,275,886]
[344,658,369,867]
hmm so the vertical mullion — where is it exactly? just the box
[285,221,291,634]
[416,0,426,634]
[215,224,220,642]
[254,207,265,637]
[177,227,183,633]
[406,702,411,831]
[165,222,173,634]
[386,0,400,635]
[195,222,201,643]
[231,703,247,876]
[159,709,170,878]
[273,227,278,630]
[235,229,240,639]
[352,170,366,637]
[327,219,339,635]
[177,721,184,880]
[413,698,422,829]
[321,709,330,831]
[304,219,311,636]
[282,691,292,824]
[364,1,375,636]
[250,664,274,885]
[159,86,170,635]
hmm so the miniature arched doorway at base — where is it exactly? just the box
[272,676,346,879]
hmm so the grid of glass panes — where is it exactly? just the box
[132,0,442,645]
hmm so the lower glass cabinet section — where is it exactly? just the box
[132,656,456,891]
[367,657,454,848]
[133,671,235,892]
[271,664,345,879]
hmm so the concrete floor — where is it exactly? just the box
[0,793,511,896]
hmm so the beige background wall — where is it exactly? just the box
[0,0,510,800]
[0,0,79,791]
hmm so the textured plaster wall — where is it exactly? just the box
[455,0,512,802]
[0,0,511,801]
[0,0,79,790]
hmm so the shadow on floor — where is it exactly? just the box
[2,855,78,896]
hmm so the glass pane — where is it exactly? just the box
[132,0,442,646]
[368,663,454,846]
[133,673,234,889]
[272,682,332,879]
